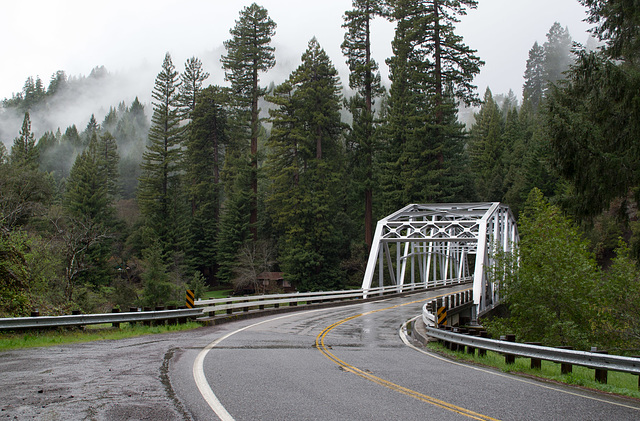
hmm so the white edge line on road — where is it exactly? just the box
[399,317,640,412]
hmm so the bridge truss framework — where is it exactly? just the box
[361,202,519,319]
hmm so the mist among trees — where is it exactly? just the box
[1,0,639,351]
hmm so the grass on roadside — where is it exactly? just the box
[0,322,203,351]
[427,341,640,400]
[201,289,233,299]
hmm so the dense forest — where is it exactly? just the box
[1,0,639,350]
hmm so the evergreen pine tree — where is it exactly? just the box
[10,112,39,169]
[97,132,120,199]
[216,158,252,285]
[222,3,276,241]
[543,22,574,94]
[64,134,112,223]
[63,134,115,287]
[469,88,505,201]
[381,0,482,212]
[522,42,545,112]
[266,38,347,291]
[342,0,385,250]
[179,56,209,119]
[83,114,99,145]
[138,52,186,260]
[185,86,229,280]
[101,107,118,134]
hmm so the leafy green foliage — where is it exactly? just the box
[596,241,640,349]
[486,189,600,349]
[0,230,31,317]
[179,56,209,118]
[216,159,252,284]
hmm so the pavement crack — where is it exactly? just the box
[160,347,193,421]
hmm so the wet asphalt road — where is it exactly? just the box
[2,288,640,420]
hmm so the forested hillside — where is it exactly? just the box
[2,1,639,351]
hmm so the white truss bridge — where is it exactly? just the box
[361,202,519,319]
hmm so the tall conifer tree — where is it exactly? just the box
[11,112,39,169]
[543,23,574,94]
[97,132,120,199]
[138,53,185,258]
[381,0,482,212]
[179,56,209,119]
[221,3,276,241]
[469,88,505,201]
[342,0,385,250]
[522,42,545,112]
[267,38,346,291]
[185,86,229,280]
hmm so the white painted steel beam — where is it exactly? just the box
[361,203,519,317]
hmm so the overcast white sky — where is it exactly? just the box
[0,0,593,103]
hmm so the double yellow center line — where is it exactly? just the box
[314,293,499,421]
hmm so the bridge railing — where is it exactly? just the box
[197,277,472,314]
[0,277,473,330]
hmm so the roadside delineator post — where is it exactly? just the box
[437,305,447,328]
[186,289,195,309]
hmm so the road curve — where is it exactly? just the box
[173,288,640,420]
[2,288,640,420]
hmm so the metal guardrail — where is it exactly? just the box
[0,308,203,330]
[422,327,640,376]
[421,304,640,377]
[0,277,472,331]
[197,277,473,314]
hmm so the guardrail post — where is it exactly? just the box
[466,331,476,355]
[556,346,573,374]
[227,300,233,315]
[478,331,488,356]
[592,347,608,383]
[129,307,138,326]
[154,306,166,326]
[143,307,152,326]
[31,310,40,317]
[634,356,640,390]
[243,300,249,312]
[449,327,459,351]
[259,298,265,310]
[111,308,120,328]
[167,305,177,325]
[504,334,516,364]
[526,342,543,369]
